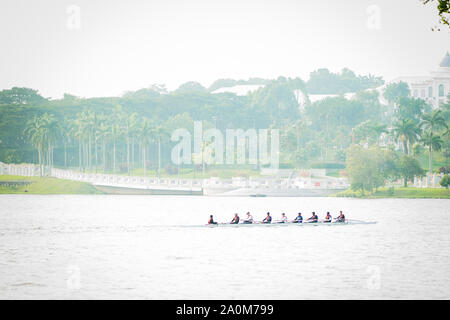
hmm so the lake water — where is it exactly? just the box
[0,195,449,299]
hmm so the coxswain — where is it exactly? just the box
[230,213,240,224]
[208,215,218,225]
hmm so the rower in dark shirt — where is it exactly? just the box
[262,212,272,224]
[208,215,218,225]
[335,211,346,223]
[230,213,240,224]
[307,212,318,223]
[324,212,332,223]
[293,212,303,223]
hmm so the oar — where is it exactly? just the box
[346,219,364,223]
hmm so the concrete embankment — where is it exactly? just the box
[93,184,204,195]
[208,187,344,197]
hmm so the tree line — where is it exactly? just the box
[0,74,449,189]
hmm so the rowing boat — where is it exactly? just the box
[204,220,376,227]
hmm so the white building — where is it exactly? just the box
[409,52,450,109]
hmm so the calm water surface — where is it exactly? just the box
[0,195,449,299]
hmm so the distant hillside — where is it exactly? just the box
[306,68,384,94]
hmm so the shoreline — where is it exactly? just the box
[0,176,102,195]
[331,187,450,199]
[1,176,449,198]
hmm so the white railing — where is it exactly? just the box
[413,173,446,188]
[49,168,350,190]
[0,162,351,190]
[0,162,40,176]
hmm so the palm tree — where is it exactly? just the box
[72,117,85,171]
[74,110,92,171]
[24,113,59,176]
[137,118,153,177]
[42,113,59,170]
[87,111,101,173]
[124,112,138,175]
[62,117,73,168]
[392,119,421,155]
[367,122,388,146]
[421,110,448,172]
[76,110,91,170]
[25,116,44,176]
[128,113,140,173]
[95,114,109,173]
[109,105,127,173]
[421,132,444,173]
[153,125,169,179]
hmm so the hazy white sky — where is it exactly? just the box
[0,0,449,98]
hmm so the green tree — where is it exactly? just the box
[440,174,450,188]
[397,155,424,187]
[24,116,45,175]
[96,116,110,173]
[396,97,430,121]
[306,68,383,94]
[346,145,393,194]
[137,118,154,177]
[383,82,410,105]
[24,113,59,176]
[0,87,47,105]
[421,132,444,172]
[354,120,387,146]
[174,81,208,94]
[153,125,169,179]
[392,119,421,155]
[421,109,448,171]
[423,0,450,30]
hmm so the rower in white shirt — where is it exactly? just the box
[243,212,254,224]
[280,213,288,223]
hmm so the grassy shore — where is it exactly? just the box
[333,187,450,199]
[0,175,102,194]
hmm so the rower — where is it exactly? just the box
[243,212,254,224]
[307,212,318,223]
[293,212,303,223]
[230,213,240,224]
[280,213,288,223]
[324,212,332,223]
[262,212,272,224]
[335,211,346,223]
[208,215,218,225]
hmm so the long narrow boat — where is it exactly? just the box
[204,220,376,227]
